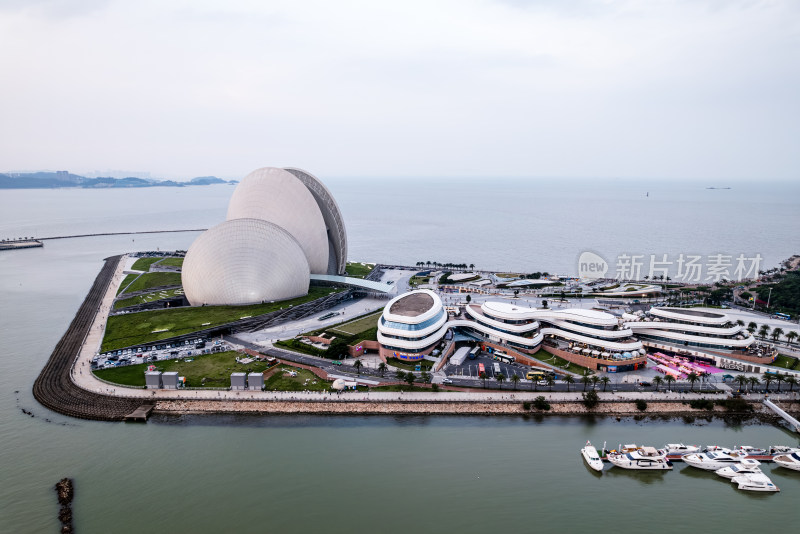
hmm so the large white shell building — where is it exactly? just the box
[182,167,347,306]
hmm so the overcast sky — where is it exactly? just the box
[0,0,797,181]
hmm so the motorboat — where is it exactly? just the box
[732,445,768,456]
[608,447,673,470]
[773,451,800,472]
[581,441,604,472]
[683,451,752,471]
[664,443,701,455]
[769,446,800,456]
[731,473,779,492]
[715,460,762,479]
[704,445,731,453]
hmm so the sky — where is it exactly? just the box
[0,0,798,181]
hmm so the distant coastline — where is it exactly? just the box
[0,171,237,189]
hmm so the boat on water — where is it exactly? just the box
[704,445,731,453]
[608,447,673,470]
[715,460,762,479]
[683,451,752,471]
[581,441,604,472]
[773,451,800,472]
[732,446,768,456]
[731,474,779,492]
[664,443,701,455]
[769,446,800,455]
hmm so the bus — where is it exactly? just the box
[478,363,486,376]
[493,352,515,364]
[774,312,791,320]
[526,371,545,381]
[468,346,480,360]
[493,362,501,375]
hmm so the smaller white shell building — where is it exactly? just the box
[182,219,310,306]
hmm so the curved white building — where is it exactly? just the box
[624,307,755,352]
[377,290,448,361]
[226,167,337,275]
[182,219,310,306]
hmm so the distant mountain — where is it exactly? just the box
[0,172,237,189]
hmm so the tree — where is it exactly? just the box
[545,375,555,391]
[762,372,774,392]
[740,291,752,302]
[774,373,784,392]
[542,299,548,309]
[469,263,474,270]
[735,374,748,392]
[664,375,676,391]
[395,369,406,381]
[562,375,575,392]
[786,331,798,345]
[420,371,431,384]
[582,389,600,409]
[581,375,591,391]
[377,362,387,377]
[328,338,349,359]
[747,322,757,334]
[771,327,784,343]
[748,376,760,392]
[405,372,416,389]
[466,294,472,304]
[510,374,520,391]
[590,375,599,390]
[652,375,663,392]
[736,319,745,327]
[687,372,699,392]
[600,376,610,391]
[479,371,487,389]
[495,373,506,388]
[784,375,797,392]
[353,359,363,376]
[758,324,771,340]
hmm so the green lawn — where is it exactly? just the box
[264,364,332,391]
[131,257,164,271]
[532,349,592,375]
[409,276,429,286]
[387,358,434,371]
[159,257,184,268]
[114,288,185,309]
[370,384,435,392]
[93,351,275,388]
[329,311,383,336]
[345,262,375,278]
[119,272,183,295]
[117,274,139,295]
[770,354,799,370]
[102,286,343,351]
[496,273,522,279]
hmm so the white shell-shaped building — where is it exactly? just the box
[226,167,346,275]
[181,218,310,306]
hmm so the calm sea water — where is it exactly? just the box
[1,179,799,533]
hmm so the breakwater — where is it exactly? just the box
[32,256,143,420]
[39,229,206,240]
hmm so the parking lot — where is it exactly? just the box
[92,339,232,370]
[446,353,535,382]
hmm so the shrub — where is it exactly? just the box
[533,396,551,411]
[716,398,753,412]
[635,399,647,412]
[431,383,439,392]
[522,401,532,410]
[689,399,715,410]
[582,389,600,409]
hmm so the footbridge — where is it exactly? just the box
[763,397,800,433]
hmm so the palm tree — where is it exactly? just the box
[479,371,487,389]
[469,263,474,270]
[405,372,416,390]
[600,376,610,391]
[495,373,506,388]
[353,359,363,376]
[377,362,387,377]
[546,375,555,391]
[531,374,537,392]
[774,373,784,392]
[747,322,757,334]
[563,375,575,392]
[758,324,771,340]
[652,375,664,392]
[736,319,745,327]
[784,375,797,392]
[581,375,591,391]
[395,369,406,381]
[510,374,520,391]
[748,376,760,392]
[590,375,599,390]
[687,372,699,392]
[762,372,774,392]
[771,327,784,343]
[786,331,798,346]
[735,374,748,393]
[664,375,676,391]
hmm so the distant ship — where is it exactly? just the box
[707,187,731,190]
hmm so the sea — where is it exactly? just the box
[1,178,799,533]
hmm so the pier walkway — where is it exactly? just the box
[763,397,800,433]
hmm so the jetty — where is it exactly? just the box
[763,397,800,433]
[124,403,156,422]
[0,238,43,251]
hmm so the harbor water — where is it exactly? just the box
[1,179,799,532]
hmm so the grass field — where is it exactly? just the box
[102,286,342,351]
[117,274,138,295]
[770,354,799,370]
[387,358,434,371]
[329,311,383,336]
[345,262,374,278]
[533,349,592,375]
[93,351,275,387]
[264,364,331,391]
[119,272,183,295]
[131,257,164,271]
[159,257,184,268]
[114,288,184,309]
[496,273,522,279]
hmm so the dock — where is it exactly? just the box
[0,239,43,251]
[124,403,155,422]
[763,397,800,433]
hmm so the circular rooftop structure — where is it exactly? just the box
[389,292,435,317]
[181,218,310,306]
[226,167,330,274]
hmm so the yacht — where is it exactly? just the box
[773,451,800,472]
[704,445,731,453]
[731,473,780,492]
[608,447,673,470]
[664,443,701,455]
[581,441,604,472]
[769,446,800,455]
[683,451,751,471]
[715,460,762,479]
[732,446,768,456]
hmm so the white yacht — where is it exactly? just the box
[608,447,673,470]
[664,443,701,455]
[731,473,780,492]
[769,446,800,455]
[732,445,768,456]
[714,460,762,479]
[683,451,751,471]
[773,451,800,472]
[704,445,730,453]
[581,441,604,472]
